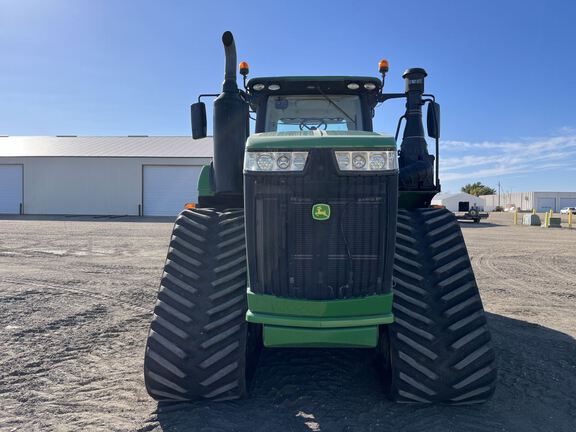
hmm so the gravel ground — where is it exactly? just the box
[0,214,575,432]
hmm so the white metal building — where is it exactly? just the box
[0,136,213,216]
[431,192,484,212]
[481,192,576,212]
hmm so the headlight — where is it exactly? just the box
[352,153,367,169]
[256,154,274,170]
[369,153,386,170]
[336,153,350,169]
[276,154,291,169]
[335,150,397,171]
[292,153,307,170]
[244,152,309,172]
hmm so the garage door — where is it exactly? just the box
[0,165,23,214]
[143,166,202,216]
[559,198,576,209]
[537,197,556,212]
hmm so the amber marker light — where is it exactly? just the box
[379,59,389,74]
[184,203,196,209]
[239,61,250,76]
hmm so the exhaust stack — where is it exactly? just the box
[222,31,238,92]
[212,31,249,194]
[398,68,435,190]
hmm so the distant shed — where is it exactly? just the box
[481,192,576,212]
[431,192,484,212]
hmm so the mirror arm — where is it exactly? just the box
[394,115,406,142]
[423,93,436,101]
[198,92,251,104]
[197,93,220,103]
[378,92,406,103]
[239,89,251,103]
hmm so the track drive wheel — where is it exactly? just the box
[144,208,261,402]
[386,208,496,404]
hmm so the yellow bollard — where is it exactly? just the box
[569,210,573,229]
[544,212,549,228]
[532,208,536,215]
[514,209,518,225]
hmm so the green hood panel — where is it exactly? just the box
[246,131,396,150]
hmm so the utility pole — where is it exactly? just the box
[498,181,501,207]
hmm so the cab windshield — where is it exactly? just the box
[265,95,363,132]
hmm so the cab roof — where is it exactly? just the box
[246,76,382,95]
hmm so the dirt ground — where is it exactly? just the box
[0,213,575,432]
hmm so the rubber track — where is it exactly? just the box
[144,208,252,401]
[389,208,497,404]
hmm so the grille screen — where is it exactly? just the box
[245,149,397,300]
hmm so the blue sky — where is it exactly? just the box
[1,0,575,192]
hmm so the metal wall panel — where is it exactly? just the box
[537,197,556,212]
[0,165,23,214]
[559,198,576,209]
[143,165,201,216]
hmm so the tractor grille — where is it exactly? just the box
[245,148,398,300]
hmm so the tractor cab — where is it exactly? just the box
[245,77,382,133]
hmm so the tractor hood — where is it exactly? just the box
[246,131,396,150]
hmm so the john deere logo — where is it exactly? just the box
[312,203,331,221]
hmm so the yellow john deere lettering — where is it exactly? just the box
[312,203,331,220]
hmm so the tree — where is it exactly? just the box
[461,182,496,196]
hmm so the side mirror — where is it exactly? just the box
[191,102,207,139]
[426,101,440,139]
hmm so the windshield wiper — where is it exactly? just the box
[315,85,357,127]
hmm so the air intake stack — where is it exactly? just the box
[212,31,249,194]
[398,68,435,190]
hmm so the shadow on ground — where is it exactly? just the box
[142,314,576,432]
[458,221,501,228]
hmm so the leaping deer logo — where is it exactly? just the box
[312,204,331,220]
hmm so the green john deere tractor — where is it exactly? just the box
[143,31,497,404]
